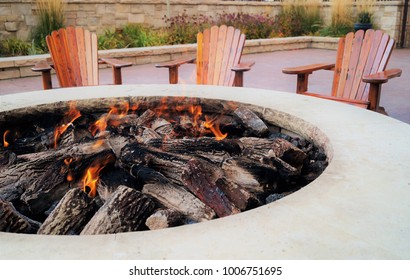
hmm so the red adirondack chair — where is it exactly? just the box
[282,29,402,114]
[32,26,132,89]
[156,25,254,87]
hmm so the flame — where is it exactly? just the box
[3,130,10,147]
[54,102,81,149]
[90,102,130,136]
[81,155,113,198]
[64,157,74,182]
[189,105,202,128]
[204,115,227,141]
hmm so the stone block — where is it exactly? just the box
[11,4,32,15]
[20,66,40,77]
[0,58,15,68]
[5,21,18,32]
[128,13,144,23]
[116,4,130,14]
[25,15,37,27]
[198,5,208,12]
[0,6,12,16]
[0,68,20,80]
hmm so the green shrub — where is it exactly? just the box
[319,0,354,36]
[31,0,65,52]
[98,29,127,50]
[122,24,168,47]
[277,0,323,37]
[0,38,43,57]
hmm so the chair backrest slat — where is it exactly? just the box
[196,25,246,87]
[332,29,395,102]
[46,27,99,88]
[348,29,373,100]
[218,26,235,86]
[342,29,364,98]
[335,32,354,97]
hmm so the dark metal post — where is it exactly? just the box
[400,0,409,48]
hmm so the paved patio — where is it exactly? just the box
[1,48,409,124]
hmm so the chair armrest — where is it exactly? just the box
[99,57,132,68]
[155,57,195,68]
[301,92,369,108]
[363,68,402,84]
[232,61,255,72]
[31,61,52,72]
[282,63,335,74]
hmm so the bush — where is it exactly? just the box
[164,11,213,44]
[0,38,42,57]
[31,0,65,52]
[98,29,127,50]
[319,0,354,36]
[277,0,323,37]
[122,24,168,47]
[217,12,276,39]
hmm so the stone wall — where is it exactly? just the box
[0,0,407,46]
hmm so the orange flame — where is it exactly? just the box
[3,130,10,147]
[189,105,202,128]
[204,115,227,141]
[64,157,74,182]
[81,155,113,198]
[90,102,130,136]
[54,102,81,149]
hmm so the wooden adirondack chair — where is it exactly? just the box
[156,25,254,87]
[282,29,402,114]
[32,26,132,90]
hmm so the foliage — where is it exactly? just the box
[0,38,43,57]
[122,24,168,47]
[357,11,372,24]
[277,0,323,37]
[31,0,65,52]
[319,0,354,36]
[217,12,276,39]
[164,11,213,44]
[97,29,127,50]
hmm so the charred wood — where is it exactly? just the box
[0,199,41,234]
[181,158,240,217]
[234,107,269,137]
[142,183,215,222]
[81,185,156,235]
[145,209,184,230]
[37,188,97,235]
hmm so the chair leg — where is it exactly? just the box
[296,73,309,93]
[169,66,179,84]
[41,70,52,90]
[113,67,122,85]
[368,83,383,113]
[234,72,244,87]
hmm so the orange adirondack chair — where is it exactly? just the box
[156,25,254,87]
[32,26,132,90]
[282,29,402,114]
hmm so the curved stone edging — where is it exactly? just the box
[1,84,409,259]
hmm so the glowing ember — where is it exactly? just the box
[64,157,74,182]
[3,130,10,147]
[204,115,228,141]
[54,102,81,149]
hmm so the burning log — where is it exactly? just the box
[81,185,156,235]
[240,137,307,169]
[133,164,216,222]
[182,159,241,217]
[145,209,184,230]
[97,167,141,202]
[234,107,269,137]
[145,137,242,157]
[37,188,97,235]
[0,199,41,234]
[143,183,215,222]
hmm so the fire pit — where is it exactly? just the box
[1,84,410,259]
